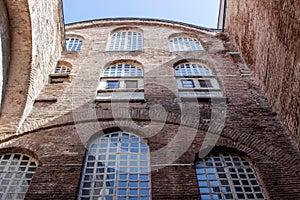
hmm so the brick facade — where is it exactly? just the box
[0,1,299,200]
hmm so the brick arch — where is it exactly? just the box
[0,146,39,162]
[218,127,300,174]
[0,0,33,133]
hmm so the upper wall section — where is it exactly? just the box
[224,0,300,147]
[0,0,64,135]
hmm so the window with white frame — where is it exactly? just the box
[54,65,71,74]
[108,31,143,51]
[66,38,82,51]
[97,63,144,100]
[169,37,203,52]
[195,153,266,200]
[78,132,151,200]
[175,63,222,98]
[0,153,38,200]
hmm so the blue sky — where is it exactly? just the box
[62,0,220,28]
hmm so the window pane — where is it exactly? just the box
[106,81,119,89]
[195,153,265,200]
[66,38,82,51]
[181,80,194,88]
[0,154,38,199]
[125,80,138,89]
[199,80,213,88]
[108,31,142,51]
[169,37,203,52]
[78,132,151,199]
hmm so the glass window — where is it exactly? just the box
[78,132,151,200]
[181,80,195,88]
[0,153,38,200]
[66,38,82,51]
[169,37,203,52]
[125,80,138,89]
[108,31,143,51]
[106,80,119,89]
[103,64,143,77]
[175,63,211,77]
[199,80,213,88]
[195,153,266,200]
[54,65,71,74]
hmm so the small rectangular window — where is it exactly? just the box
[125,80,138,89]
[107,80,119,89]
[199,80,213,88]
[181,80,195,88]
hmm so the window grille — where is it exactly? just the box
[66,38,82,51]
[78,132,151,200]
[175,63,212,77]
[54,65,71,74]
[0,153,38,200]
[169,37,203,52]
[103,64,143,77]
[195,153,266,200]
[108,32,143,51]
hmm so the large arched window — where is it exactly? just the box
[195,153,266,200]
[78,132,151,200]
[0,153,38,199]
[97,63,144,101]
[107,31,143,51]
[175,62,222,98]
[66,38,82,51]
[169,37,203,52]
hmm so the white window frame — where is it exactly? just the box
[107,31,143,51]
[66,38,82,51]
[175,63,223,98]
[78,132,151,200]
[169,37,203,52]
[0,153,38,199]
[195,153,266,200]
[97,64,144,101]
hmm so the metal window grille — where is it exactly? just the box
[55,66,71,74]
[103,64,143,77]
[0,153,38,200]
[66,38,82,51]
[169,37,203,52]
[108,32,143,51]
[195,153,266,200]
[175,63,212,76]
[78,132,151,200]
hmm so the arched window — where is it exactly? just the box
[78,132,151,200]
[97,63,144,101]
[0,153,38,199]
[66,38,82,51]
[107,31,143,51]
[169,37,203,52]
[175,63,222,98]
[195,153,266,200]
[54,65,71,74]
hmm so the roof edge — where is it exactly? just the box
[65,17,223,33]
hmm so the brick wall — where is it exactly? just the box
[0,19,297,199]
[224,0,300,147]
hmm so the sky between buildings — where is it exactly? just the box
[62,0,220,28]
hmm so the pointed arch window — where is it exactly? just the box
[175,63,222,98]
[195,153,266,200]
[169,37,203,52]
[78,132,151,200]
[66,38,82,51]
[97,63,144,101]
[0,153,38,199]
[108,31,143,51]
